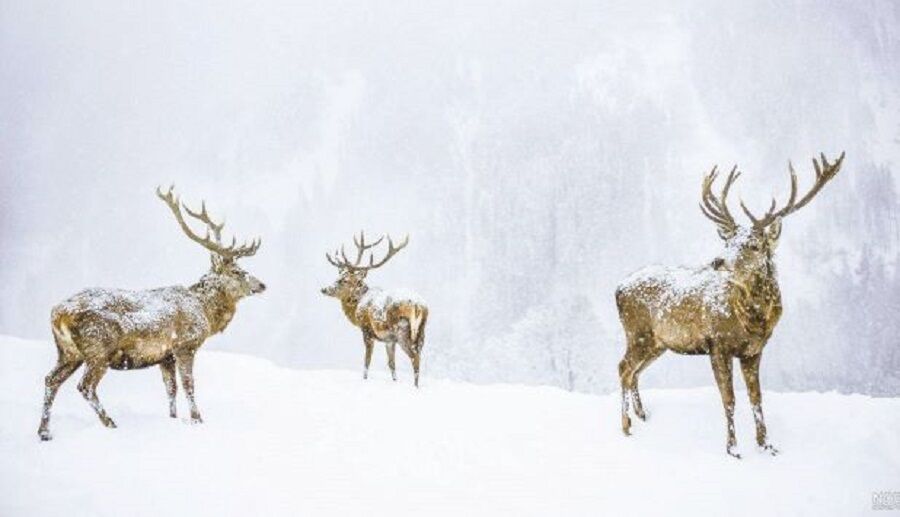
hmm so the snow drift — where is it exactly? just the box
[1,336,897,516]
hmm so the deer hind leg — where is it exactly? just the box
[619,340,639,436]
[410,351,421,388]
[631,348,664,421]
[398,327,421,388]
[740,354,778,455]
[37,357,83,441]
[160,355,178,418]
[385,342,397,381]
[618,340,646,436]
[413,322,425,388]
[710,348,739,458]
[77,362,116,428]
[175,351,202,424]
[362,334,375,380]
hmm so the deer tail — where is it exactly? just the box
[408,305,428,345]
[50,309,80,358]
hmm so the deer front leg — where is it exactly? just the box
[363,333,374,380]
[77,362,116,429]
[385,342,397,381]
[175,350,202,424]
[710,348,739,458]
[160,355,178,418]
[740,353,778,455]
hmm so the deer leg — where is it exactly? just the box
[414,324,425,387]
[631,348,664,421]
[175,351,202,424]
[77,362,116,428]
[397,330,421,388]
[618,342,645,435]
[710,349,739,458]
[37,358,83,441]
[411,351,421,388]
[740,354,778,455]
[385,342,397,381]
[363,334,374,380]
[160,355,178,418]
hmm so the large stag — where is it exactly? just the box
[37,187,265,441]
[615,152,845,458]
[321,232,428,387]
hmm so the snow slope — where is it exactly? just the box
[0,336,897,517]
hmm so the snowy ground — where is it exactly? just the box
[0,336,897,516]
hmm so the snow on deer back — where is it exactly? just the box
[614,152,844,458]
[51,286,210,369]
[38,186,264,441]
[322,232,429,387]
[616,227,772,352]
[356,287,427,342]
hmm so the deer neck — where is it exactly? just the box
[730,258,782,339]
[190,274,240,335]
[734,254,779,296]
[339,285,369,328]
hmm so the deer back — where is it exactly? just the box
[52,286,211,368]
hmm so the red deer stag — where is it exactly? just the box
[615,152,845,458]
[321,232,428,387]
[37,186,264,441]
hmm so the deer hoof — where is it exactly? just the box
[102,418,117,429]
[38,429,52,441]
[726,447,741,460]
[760,443,779,456]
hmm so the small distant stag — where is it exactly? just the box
[321,232,428,387]
[38,187,265,440]
[615,152,844,457]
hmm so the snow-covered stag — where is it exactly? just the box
[615,152,845,458]
[37,186,265,440]
[321,232,428,387]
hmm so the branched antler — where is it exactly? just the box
[699,165,741,237]
[739,151,845,229]
[156,185,261,261]
[326,231,409,272]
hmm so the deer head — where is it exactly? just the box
[699,152,845,274]
[321,231,408,301]
[156,185,266,299]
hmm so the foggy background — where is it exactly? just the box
[2,0,898,395]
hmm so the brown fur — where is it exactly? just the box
[322,232,428,387]
[615,152,843,457]
[37,189,264,441]
[324,270,428,386]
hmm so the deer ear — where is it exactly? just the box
[717,227,736,240]
[765,218,782,249]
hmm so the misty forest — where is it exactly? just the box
[3,1,900,516]
[3,1,898,397]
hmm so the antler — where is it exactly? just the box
[326,231,409,272]
[156,185,261,261]
[699,165,741,237]
[739,152,845,229]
